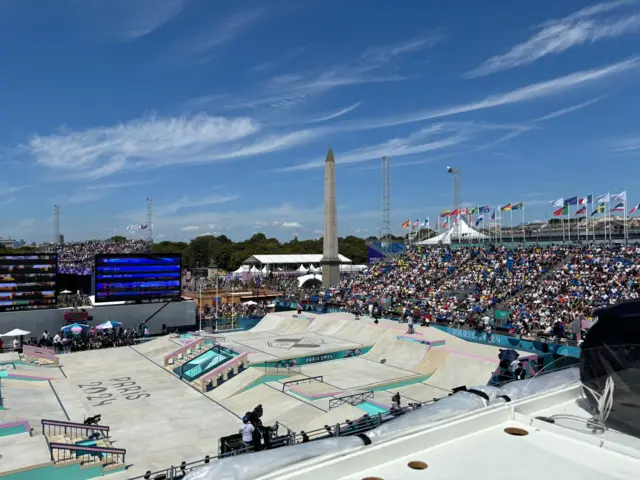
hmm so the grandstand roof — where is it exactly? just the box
[243,254,351,265]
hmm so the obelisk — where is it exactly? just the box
[321,148,340,287]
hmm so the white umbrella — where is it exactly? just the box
[95,321,123,330]
[242,300,257,306]
[60,290,72,294]
[1,328,31,337]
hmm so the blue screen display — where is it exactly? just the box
[94,254,181,303]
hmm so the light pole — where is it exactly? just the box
[447,166,461,229]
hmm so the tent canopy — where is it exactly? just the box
[1,328,30,337]
[297,274,322,287]
[243,254,351,266]
[416,219,488,245]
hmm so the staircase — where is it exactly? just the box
[41,419,126,474]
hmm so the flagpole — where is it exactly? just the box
[624,191,628,247]
[522,203,526,245]
[607,193,611,245]
[568,203,571,243]
[510,208,514,244]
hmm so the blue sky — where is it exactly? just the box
[1,0,639,243]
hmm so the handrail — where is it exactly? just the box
[23,345,55,355]
[197,351,248,391]
[164,337,205,366]
[328,391,374,410]
[42,419,110,431]
[281,376,323,392]
[49,442,126,455]
[23,345,58,360]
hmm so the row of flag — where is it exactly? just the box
[550,191,638,216]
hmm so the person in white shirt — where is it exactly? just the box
[240,417,255,448]
[13,338,19,351]
[407,314,414,334]
[53,333,62,353]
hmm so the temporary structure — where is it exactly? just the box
[297,264,308,273]
[416,219,488,245]
[1,328,31,337]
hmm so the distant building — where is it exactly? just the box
[0,238,15,248]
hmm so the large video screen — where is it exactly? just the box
[94,254,181,303]
[0,254,57,309]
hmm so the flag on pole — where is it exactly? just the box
[490,210,496,221]
[596,193,611,203]
[611,191,627,202]
[550,197,564,207]
[579,194,593,205]
[470,207,479,214]
[450,208,459,216]
[480,205,492,213]
[476,214,484,226]
[591,203,605,216]
[629,204,640,215]
[442,217,448,228]
[401,219,410,229]
[563,196,578,206]
[575,206,587,216]
[553,206,569,216]
[512,202,524,210]
[423,218,430,227]
[440,209,451,217]
[413,219,420,228]
[501,204,512,212]
[459,207,469,215]
[611,202,625,212]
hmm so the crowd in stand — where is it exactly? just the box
[272,244,639,342]
[40,239,150,275]
[28,324,149,353]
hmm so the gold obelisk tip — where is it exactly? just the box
[325,148,335,163]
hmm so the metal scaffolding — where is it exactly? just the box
[145,198,153,245]
[53,205,60,245]
[381,156,391,249]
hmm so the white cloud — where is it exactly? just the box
[181,225,200,232]
[467,1,640,77]
[206,36,442,110]
[281,222,303,229]
[611,136,640,152]
[0,183,29,197]
[308,102,362,123]
[0,196,16,205]
[80,0,186,42]
[23,114,315,179]
[531,96,606,122]
[187,9,263,56]
[281,122,521,171]
[348,57,640,131]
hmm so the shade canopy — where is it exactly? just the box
[95,321,123,330]
[1,328,31,337]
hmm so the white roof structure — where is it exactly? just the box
[297,264,308,273]
[297,274,322,287]
[416,219,488,245]
[244,254,351,265]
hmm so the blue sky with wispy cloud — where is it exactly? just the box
[1,0,639,242]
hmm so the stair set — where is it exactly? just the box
[41,419,127,475]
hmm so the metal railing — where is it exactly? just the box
[49,441,126,466]
[262,364,302,374]
[328,391,374,410]
[281,376,323,392]
[42,419,110,439]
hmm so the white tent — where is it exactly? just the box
[297,264,308,273]
[416,219,488,245]
[242,300,257,306]
[232,266,244,277]
[1,328,31,337]
[250,266,261,274]
[309,264,318,273]
[297,274,322,287]
[339,264,368,273]
[261,266,269,275]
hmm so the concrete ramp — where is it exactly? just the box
[306,317,349,336]
[364,336,429,368]
[292,404,366,433]
[425,353,498,391]
[249,313,288,333]
[207,368,266,401]
[132,335,179,365]
[392,383,453,403]
[332,322,395,346]
[0,379,68,432]
[413,348,450,375]
[221,384,307,423]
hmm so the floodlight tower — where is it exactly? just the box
[145,198,153,245]
[381,156,391,249]
[447,166,461,222]
[53,205,60,246]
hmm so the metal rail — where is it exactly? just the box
[42,419,109,439]
[281,376,323,392]
[328,391,374,410]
